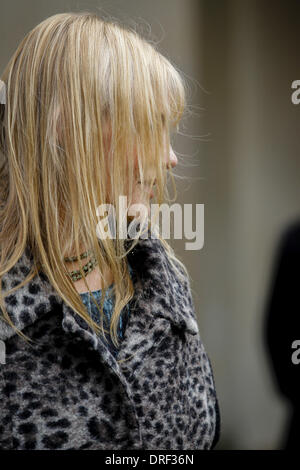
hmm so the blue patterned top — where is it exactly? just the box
[79,263,133,358]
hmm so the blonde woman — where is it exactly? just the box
[0,12,220,450]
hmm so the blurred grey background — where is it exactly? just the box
[1,0,300,450]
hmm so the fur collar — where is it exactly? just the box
[0,233,199,376]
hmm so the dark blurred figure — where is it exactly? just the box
[264,221,300,449]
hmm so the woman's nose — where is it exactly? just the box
[165,147,178,169]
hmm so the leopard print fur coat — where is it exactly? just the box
[0,234,220,450]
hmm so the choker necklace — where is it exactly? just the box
[64,249,93,263]
[64,250,98,282]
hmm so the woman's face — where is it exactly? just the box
[102,120,178,211]
[131,144,177,207]
[125,144,177,228]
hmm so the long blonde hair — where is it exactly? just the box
[0,11,191,352]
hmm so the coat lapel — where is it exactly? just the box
[115,234,200,376]
[61,233,200,376]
